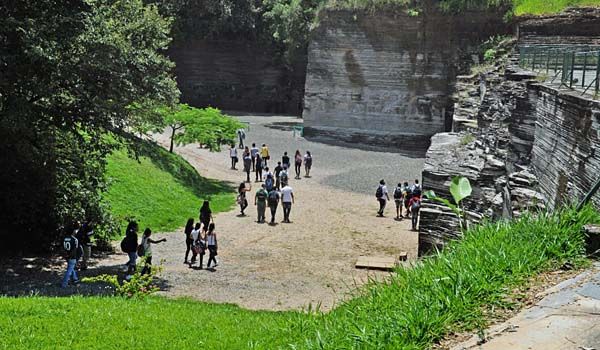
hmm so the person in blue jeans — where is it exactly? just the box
[61,222,82,288]
[123,221,139,278]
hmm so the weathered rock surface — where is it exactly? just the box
[303,9,509,152]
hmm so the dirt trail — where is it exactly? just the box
[101,115,421,311]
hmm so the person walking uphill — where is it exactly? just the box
[206,223,218,269]
[250,143,259,172]
[255,184,269,223]
[294,150,302,180]
[199,200,213,233]
[268,188,280,224]
[303,151,313,178]
[140,228,166,275]
[281,183,295,223]
[255,154,263,182]
[375,179,390,217]
[237,128,246,149]
[61,222,82,288]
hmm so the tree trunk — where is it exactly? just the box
[169,126,176,153]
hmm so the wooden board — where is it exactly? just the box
[355,256,398,271]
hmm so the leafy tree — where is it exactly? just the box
[0,0,179,252]
[159,104,243,153]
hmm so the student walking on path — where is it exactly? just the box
[403,181,412,218]
[189,223,203,266]
[250,143,259,172]
[237,128,246,149]
[238,182,251,216]
[294,150,302,180]
[274,162,283,190]
[206,223,218,269]
[229,145,238,170]
[243,148,252,182]
[303,151,312,177]
[409,195,421,231]
[255,184,269,223]
[280,166,289,187]
[255,154,263,182]
[375,179,390,217]
[260,143,270,168]
[140,228,166,275]
[393,183,404,220]
[199,201,213,233]
[183,218,194,264]
[77,221,94,270]
[268,188,280,224]
[281,184,295,223]
[282,151,290,171]
[61,222,82,288]
[122,221,139,278]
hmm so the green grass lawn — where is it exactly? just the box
[104,140,235,234]
[1,206,597,349]
[514,0,600,15]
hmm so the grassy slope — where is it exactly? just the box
[514,0,600,15]
[1,207,598,349]
[104,140,235,234]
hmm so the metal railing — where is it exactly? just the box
[519,46,600,98]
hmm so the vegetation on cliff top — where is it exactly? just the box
[2,206,597,349]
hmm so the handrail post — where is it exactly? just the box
[570,52,575,89]
[596,51,600,96]
[546,49,550,74]
[582,52,588,88]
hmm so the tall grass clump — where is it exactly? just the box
[295,206,599,349]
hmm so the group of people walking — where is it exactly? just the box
[232,143,313,224]
[375,179,422,230]
[182,200,219,269]
[120,221,167,278]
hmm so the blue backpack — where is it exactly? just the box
[265,176,274,191]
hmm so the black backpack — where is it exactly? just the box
[393,187,403,199]
[413,186,422,197]
[268,190,279,204]
[120,236,128,252]
[375,186,383,199]
[257,189,267,201]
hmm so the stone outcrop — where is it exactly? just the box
[169,40,305,114]
[302,9,509,154]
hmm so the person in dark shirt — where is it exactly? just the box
[124,221,139,277]
[61,222,81,288]
[282,152,290,171]
[274,162,283,190]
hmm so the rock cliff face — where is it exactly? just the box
[169,40,304,114]
[303,10,509,154]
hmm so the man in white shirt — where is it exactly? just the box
[229,145,238,170]
[376,179,390,217]
[280,184,294,223]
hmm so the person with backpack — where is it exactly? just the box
[393,183,404,220]
[255,184,269,223]
[250,143,259,172]
[255,154,263,182]
[409,195,422,231]
[303,151,313,177]
[280,166,290,187]
[238,182,251,216]
[243,148,252,182]
[121,220,139,278]
[189,222,203,267]
[206,223,218,269]
[294,150,302,180]
[267,188,280,225]
[229,144,238,170]
[282,152,291,171]
[183,218,194,264]
[264,173,274,192]
[280,183,295,223]
[412,179,422,197]
[199,201,213,233]
[61,222,82,288]
[403,181,412,218]
[375,179,390,217]
[274,161,283,190]
[140,228,166,275]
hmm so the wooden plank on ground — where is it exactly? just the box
[355,256,398,271]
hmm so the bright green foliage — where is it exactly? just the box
[158,104,243,153]
[104,140,234,234]
[425,176,473,230]
[514,0,600,15]
[1,207,597,349]
[83,257,161,298]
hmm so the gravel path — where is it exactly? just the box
[2,115,424,311]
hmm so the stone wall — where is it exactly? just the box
[303,10,509,154]
[169,40,304,114]
[518,8,600,46]
[531,85,600,209]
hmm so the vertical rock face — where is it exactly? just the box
[531,86,600,209]
[302,10,509,154]
[169,40,305,114]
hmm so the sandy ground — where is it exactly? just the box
[2,115,424,311]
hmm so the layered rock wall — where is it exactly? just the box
[169,40,304,114]
[303,10,509,153]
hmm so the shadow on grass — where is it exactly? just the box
[134,138,234,198]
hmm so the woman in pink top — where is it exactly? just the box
[294,150,302,179]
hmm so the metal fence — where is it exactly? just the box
[519,46,600,98]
